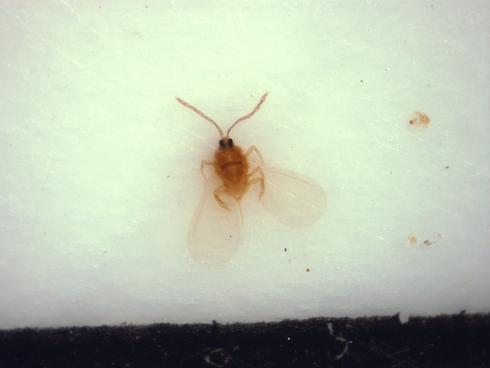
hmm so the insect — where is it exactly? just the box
[176,93,326,264]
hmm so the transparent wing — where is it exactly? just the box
[188,175,241,264]
[261,166,326,228]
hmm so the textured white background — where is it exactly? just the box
[1,0,489,328]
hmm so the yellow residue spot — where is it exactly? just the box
[408,235,417,244]
[409,111,430,127]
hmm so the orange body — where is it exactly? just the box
[214,144,249,199]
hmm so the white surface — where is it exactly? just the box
[1,0,489,328]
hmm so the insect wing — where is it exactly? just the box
[261,166,326,228]
[188,175,241,264]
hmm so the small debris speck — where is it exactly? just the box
[409,111,430,127]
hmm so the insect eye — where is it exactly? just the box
[228,138,233,146]
[219,139,225,147]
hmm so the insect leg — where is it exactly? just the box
[237,201,244,224]
[245,145,264,164]
[248,166,265,178]
[247,167,265,199]
[214,186,233,211]
[200,160,214,180]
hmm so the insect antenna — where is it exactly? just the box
[176,97,225,138]
[226,92,268,137]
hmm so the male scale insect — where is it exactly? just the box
[176,93,326,263]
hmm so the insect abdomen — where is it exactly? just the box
[215,147,248,186]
